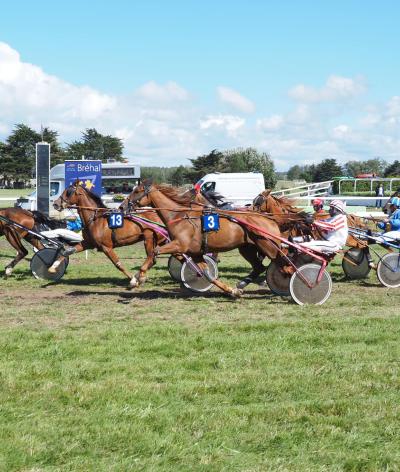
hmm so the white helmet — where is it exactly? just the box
[329,199,346,213]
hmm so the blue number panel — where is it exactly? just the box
[202,214,220,232]
[108,212,124,229]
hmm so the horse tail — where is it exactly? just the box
[32,210,67,229]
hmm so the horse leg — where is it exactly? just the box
[100,245,135,287]
[3,229,28,277]
[47,242,89,273]
[192,256,243,299]
[236,245,267,289]
[133,230,157,286]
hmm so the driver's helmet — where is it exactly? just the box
[312,197,324,210]
[193,183,201,194]
[329,199,346,214]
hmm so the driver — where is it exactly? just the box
[312,197,325,215]
[299,199,348,253]
[376,202,400,242]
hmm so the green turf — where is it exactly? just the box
[0,240,399,471]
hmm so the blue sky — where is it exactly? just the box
[0,0,399,169]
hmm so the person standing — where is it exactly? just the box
[375,183,384,208]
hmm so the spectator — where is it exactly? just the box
[375,183,384,208]
[121,182,132,193]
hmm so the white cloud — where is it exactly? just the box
[288,75,366,103]
[200,115,245,136]
[217,86,255,113]
[257,115,284,131]
[0,42,399,170]
[135,81,190,102]
[332,124,352,139]
[0,42,116,122]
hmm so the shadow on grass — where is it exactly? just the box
[64,287,282,303]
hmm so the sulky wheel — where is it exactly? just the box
[289,263,332,305]
[377,253,400,288]
[266,261,291,296]
[30,248,69,282]
[181,255,218,293]
[168,255,184,282]
[342,248,371,280]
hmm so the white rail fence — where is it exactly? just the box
[272,180,333,198]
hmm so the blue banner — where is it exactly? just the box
[65,160,102,196]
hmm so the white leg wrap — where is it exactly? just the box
[5,267,13,276]
[48,260,62,273]
[130,276,138,288]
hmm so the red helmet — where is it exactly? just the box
[312,197,324,206]
[194,183,201,194]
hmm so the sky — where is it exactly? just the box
[0,0,399,170]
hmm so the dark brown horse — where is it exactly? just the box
[126,182,285,298]
[0,207,64,276]
[53,183,166,287]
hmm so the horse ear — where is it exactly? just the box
[142,178,153,186]
[264,189,272,196]
[73,178,80,187]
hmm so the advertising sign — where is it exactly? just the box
[65,160,102,195]
[36,142,50,216]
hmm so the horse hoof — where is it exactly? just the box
[236,279,250,290]
[258,279,267,287]
[231,288,243,298]
[129,277,139,288]
[5,267,13,277]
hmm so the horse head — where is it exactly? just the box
[53,180,82,210]
[122,180,154,210]
[54,180,105,211]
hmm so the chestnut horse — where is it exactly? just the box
[0,207,64,276]
[53,183,166,287]
[252,190,368,249]
[126,182,286,298]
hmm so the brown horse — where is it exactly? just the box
[252,190,368,249]
[126,181,286,298]
[0,207,63,276]
[53,183,166,287]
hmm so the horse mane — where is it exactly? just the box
[82,187,107,208]
[272,194,303,213]
[155,184,195,206]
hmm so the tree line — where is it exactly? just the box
[0,124,124,187]
[1,123,399,189]
[287,158,400,182]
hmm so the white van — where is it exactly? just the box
[16,161,140,217]
[196,172,265,207]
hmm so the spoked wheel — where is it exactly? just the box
[30,248,69,281]
[168,255,184,282]
[181,255,218,293]
[377,253,400,288]
[266,261,291,296]
[342,248,371,280]
[289,263,332,305]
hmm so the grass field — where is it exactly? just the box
[0,188,31,209]
[1,239,400,471]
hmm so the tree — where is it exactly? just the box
[286,164,316,182]
[1,124,40,185]
[66,128,124,162]
[313,159,343,182]
[170,166,190,186]
[224,147,276,188]
[186,149,225,183]
[344,158,387,177]
[384,160,400,177]
[42,127,67,166]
